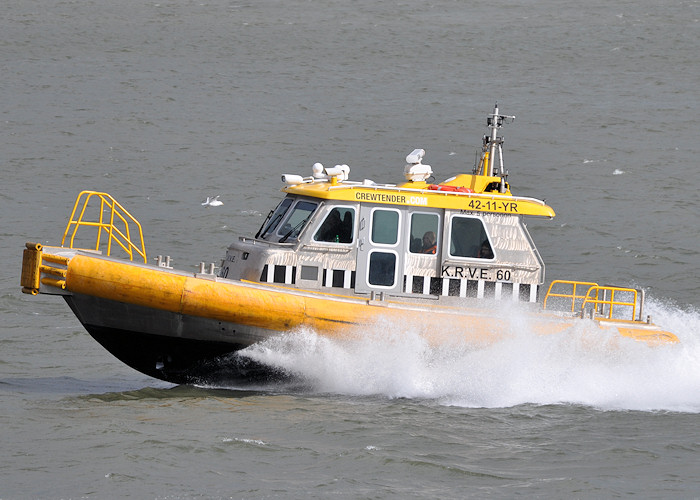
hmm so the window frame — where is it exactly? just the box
[311,205,356,245]
[369,207,402,247]
[366,249,399,288]
[447,214,495,260]
[408,211,441,255]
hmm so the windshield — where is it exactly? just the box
[277,200,317,242]
[258,197,293,239]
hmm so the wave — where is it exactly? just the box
[239,299,700,412]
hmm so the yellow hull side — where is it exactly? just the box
[65,254,678,346]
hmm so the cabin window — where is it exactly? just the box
[449,216,494,259]
[368,250,397,287]
[370,209,400,245]
[314,207,355,243]
[277,200,317,241]
[259,197,293,238]
[409,212,439,254]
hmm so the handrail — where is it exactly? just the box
[61,191,147,263]
[582,286,641,322]
[543,280,599,312]
[544,280,645,322]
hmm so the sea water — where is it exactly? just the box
[2,0,699,497]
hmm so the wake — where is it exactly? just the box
[239,298,700,412]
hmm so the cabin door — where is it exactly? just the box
[355,205,405,294]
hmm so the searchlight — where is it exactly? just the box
[404,148,433,182]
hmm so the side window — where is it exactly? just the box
[314,207,355,243]
[277,200,317,241]
[449,216,494,259]
[371,209,399,245]
[409,212,439,254]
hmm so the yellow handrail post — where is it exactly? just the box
[97,194,105,252]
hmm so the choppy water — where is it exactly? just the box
[2,0,700,498]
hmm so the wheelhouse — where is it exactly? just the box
[221,105,553,304]
[222,191,548,304]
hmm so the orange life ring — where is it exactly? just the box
[427,184,474,193]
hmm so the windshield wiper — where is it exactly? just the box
[260,213,286,240]
[255,210,274,239]
[279,217,309,243]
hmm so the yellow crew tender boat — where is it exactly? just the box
[20,105,679,384]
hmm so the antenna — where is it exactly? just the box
[481,103,515,177]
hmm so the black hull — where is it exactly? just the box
[86,324,237,384]
[63,295,287,385]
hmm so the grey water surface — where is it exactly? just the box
[2,0,700,498]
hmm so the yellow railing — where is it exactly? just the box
[543,280,599,312]
[61,191,147,263]
[582,285,641,322]
[544,280,644,322]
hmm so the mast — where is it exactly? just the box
[477,103,515,177]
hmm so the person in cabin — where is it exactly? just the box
[339,211,353,243]
[421,231,437,254]
[318,209,342,242]
[478,240,494,259]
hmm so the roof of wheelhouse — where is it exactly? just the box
[281,165,555,218]
[280,104,555,218]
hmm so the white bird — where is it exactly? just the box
[201,195,223,207]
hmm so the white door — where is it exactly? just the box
[355,206,404,294]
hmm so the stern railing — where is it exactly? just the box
[543,280,599,312]
[544,280,647,322]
